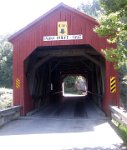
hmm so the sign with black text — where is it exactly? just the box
[43,34,83,41]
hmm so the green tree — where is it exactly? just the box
[64,76,76,87]
[0,35,13,88]
[94,0,127,68]
[77,0,103,18]
[94,0,127,109]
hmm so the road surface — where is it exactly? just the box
[0,97,126,150]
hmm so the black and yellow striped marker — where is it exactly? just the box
[16,78,20,89]
[110,77,116,93]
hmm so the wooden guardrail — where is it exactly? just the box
[110,105,127,127]
[0,105,22,127]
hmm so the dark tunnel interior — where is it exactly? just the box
[24,45,106,118]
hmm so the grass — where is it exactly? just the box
[118,124,127,143]
[112,119,127,144]
[64,86,85,95]
[64,87,79,94]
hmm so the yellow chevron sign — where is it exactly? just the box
[110,77,116,93]
[16,78,20,89]
[57,21,68,36]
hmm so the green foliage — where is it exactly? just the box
[94,0,127,109]
[78,0,127,108]
[77,0,103,18]
[118,63,127,109]
[0,88,13,109]
[119,124,127,144]
[94,0,127,68]
[63,76,77,94]
[112,119,127,144]
[64,76,76,88]
[63,76,86,95]
[100,0,127,15]
[0,36,13,88]
[64,86,77,94]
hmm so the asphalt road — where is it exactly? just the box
[0,97,126,150]
[32,97,105,119]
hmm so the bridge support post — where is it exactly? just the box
[103,61,120,115]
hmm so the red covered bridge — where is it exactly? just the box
[9,3,119,116]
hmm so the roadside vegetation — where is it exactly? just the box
[78,0,127,110]
[94,0,127,110]
[0,35,13,110]
[63,75,86,95]
[0,34,12,88]
[112,119,127,144]
[0,88,13,109]
[119,124,127,144]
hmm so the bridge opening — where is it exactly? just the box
[62,75,87,97]
[25,45,105,118]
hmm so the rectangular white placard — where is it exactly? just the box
[43,34,83,41]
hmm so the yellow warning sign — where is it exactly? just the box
[57,21,68,36]
[110,77,116,93]
[16,78,20,89]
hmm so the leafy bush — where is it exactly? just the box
[119,124,127,144]
[0,88,13,109]
[0,35,13,88]
[112,119,127,144]
[119,63,127,110]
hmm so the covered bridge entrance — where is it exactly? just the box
[9,3,119,116]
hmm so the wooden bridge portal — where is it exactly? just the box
[9,3,119,115]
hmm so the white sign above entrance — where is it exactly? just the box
[43,34,83,41]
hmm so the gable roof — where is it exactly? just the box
[9,3,97,41]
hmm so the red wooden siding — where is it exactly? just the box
[9,3,119,115]
[10,4,113,59]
